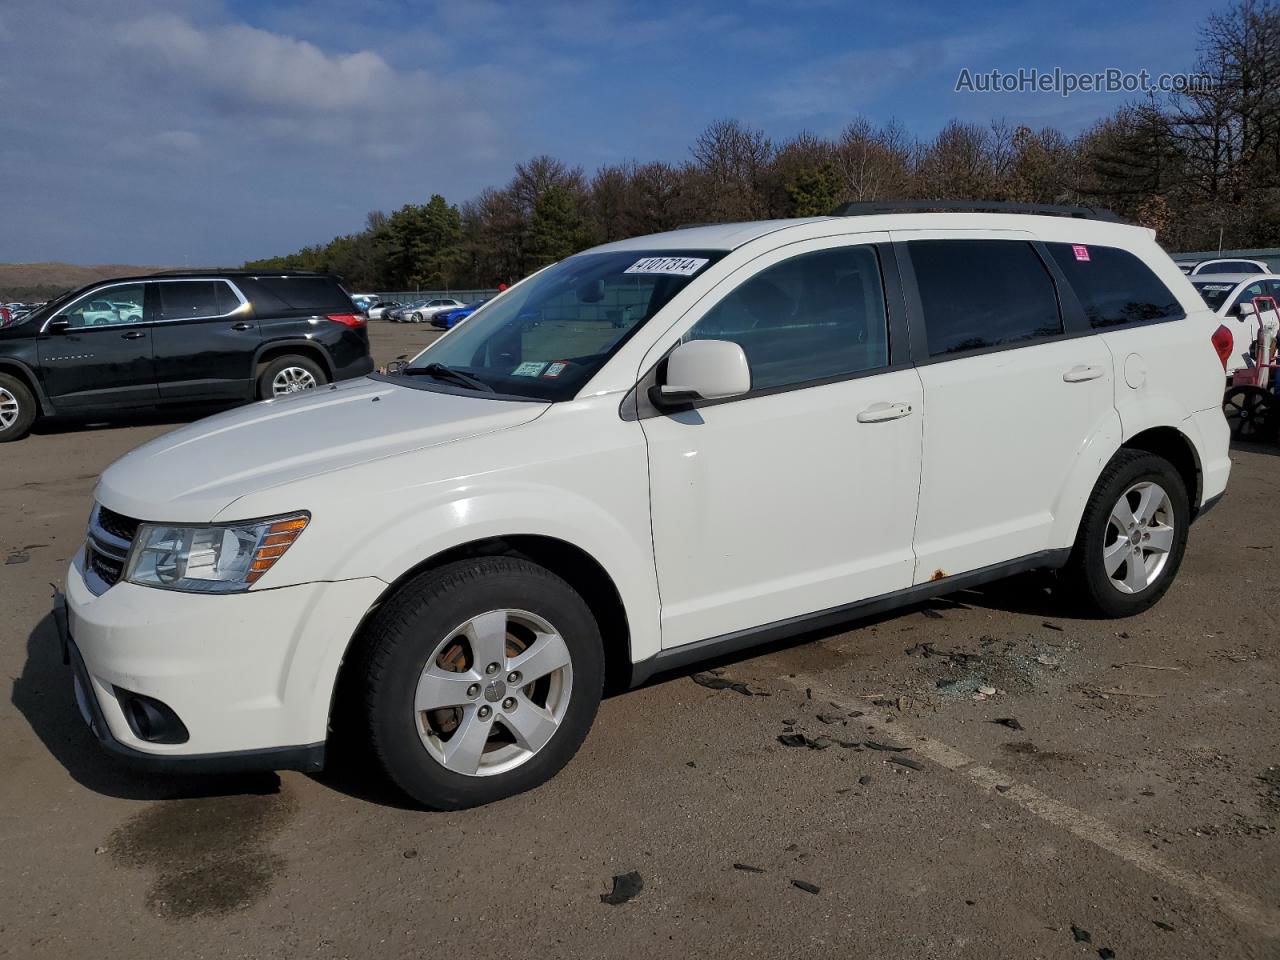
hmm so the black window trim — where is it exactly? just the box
[624,241,909,421]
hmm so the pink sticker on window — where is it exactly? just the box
[1073,244,1090,261]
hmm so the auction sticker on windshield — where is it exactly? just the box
[512,361,547,377]
[624,256,709,276]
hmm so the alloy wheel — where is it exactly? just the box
[413,608,573,777]
[271,366,318,396]
[0,387,19,430]
[1102,481,1175,595]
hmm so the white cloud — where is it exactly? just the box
[118,14,396,113]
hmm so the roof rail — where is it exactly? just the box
[831,200,1125,223]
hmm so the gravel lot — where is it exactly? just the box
[1,321,1277,959]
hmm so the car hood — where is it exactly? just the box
[96,377,548,522]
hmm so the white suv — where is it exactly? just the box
[58,207,1231,809]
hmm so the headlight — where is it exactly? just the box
[125,513,310,593]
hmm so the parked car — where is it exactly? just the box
[351,294,377,313]
[57,207,1229,809]
[407,298,466,323]
[1175,257,1271,276]
[1191,273,1280,374]
[366,300,402,321]
[0,271,373,442]
[432,299,488,329]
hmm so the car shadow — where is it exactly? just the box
[11,612,282,801]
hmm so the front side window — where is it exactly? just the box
[684,246,889,391]
[402,250,723,401]
[64,284,146,328]
[909,240,1063,357]
[1233,281,1267,314]
[1046,243,1184,328]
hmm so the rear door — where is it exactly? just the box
[36,281,158,409]
[895,233,1116,580]
[152,279,259,402]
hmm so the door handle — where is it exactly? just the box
[857,401,913,423]
[120,330,145,340]
[232,322,253,331]
[1063,364,1105,383]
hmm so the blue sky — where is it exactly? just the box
[0,0,1227,265]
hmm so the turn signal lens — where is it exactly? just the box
[245,517,310,584]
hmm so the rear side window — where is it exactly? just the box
[248,277,353,312]
[158,281,220,320]
[908,240,1062,357]
[685,245,889,390]
[1046,243,1184,328]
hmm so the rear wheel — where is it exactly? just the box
[0,373,36,442]
[357,557,604,809]
[1223,385,1277,441]
[1061,450,1189,617]
[257,355,327,400]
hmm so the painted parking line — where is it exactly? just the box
[785,672,1280,940]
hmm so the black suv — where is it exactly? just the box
[0,271,374,441]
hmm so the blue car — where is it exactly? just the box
[432,299,488,329]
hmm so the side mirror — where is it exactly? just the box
[652,339,751,408]
[1238,300,1258,316]
[46,316,71,334]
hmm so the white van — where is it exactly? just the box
[58,205,1231,809]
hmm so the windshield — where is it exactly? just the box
[1193,280,1237,311]
[396,250,723,401]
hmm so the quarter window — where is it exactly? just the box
[685,246,889,391]
[1046,243,1184,328]
[159,281,221,320]
[909,240,1063,357]
[64,285,146,328]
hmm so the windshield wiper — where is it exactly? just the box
[407,362,495,393]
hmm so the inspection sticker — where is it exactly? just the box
[624,256,710,277]
[512,361,547,377]
[543,361,569,378]
[1073,244,1090,261]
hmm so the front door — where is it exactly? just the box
[152,279,260,402]
[641,236,923,649]
[37,282,157,409]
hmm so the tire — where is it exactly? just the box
[256,355,328,400]
[0,372,37,442]
[357,557,604,809]
[1060,450,1190,618]
[1223,384,1278,441]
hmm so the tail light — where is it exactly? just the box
[1210,324,1233,370]
[0,307,9,328]
[327,313,365,327]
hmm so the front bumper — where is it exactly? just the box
[60,552,385,770]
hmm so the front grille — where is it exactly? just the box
[85,504,140,595]
[97,505,140,542]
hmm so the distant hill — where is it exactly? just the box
[0,262,194,302]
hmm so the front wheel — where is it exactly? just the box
[0,373,36,442]
[358,558,604,809]
[1061,450,1189,617]
[1223,385,1277,441]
